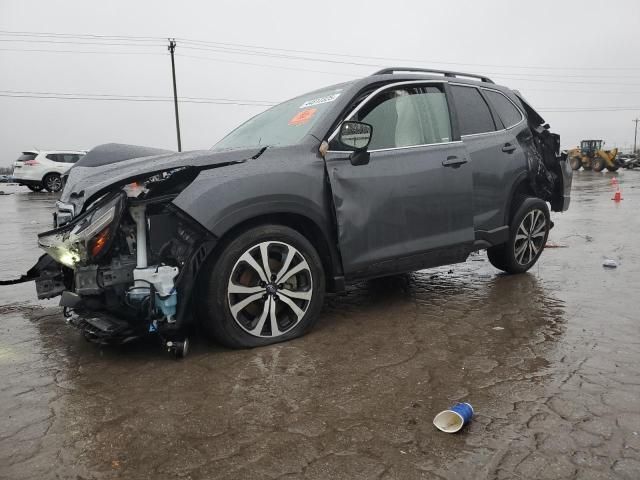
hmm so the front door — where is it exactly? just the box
[324,83,474,278]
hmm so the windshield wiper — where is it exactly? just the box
[251,146,270,160]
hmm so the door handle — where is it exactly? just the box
[442,156,468,168]
[502,143,517,153]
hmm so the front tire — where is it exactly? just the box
[487,198,550,274]
[201,225,325,348]
[43,173,62,192]
[569,157,581,171]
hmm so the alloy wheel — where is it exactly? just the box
[227,241,313,338]
[45,175,62,192]
[514,209,546,266]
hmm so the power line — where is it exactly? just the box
[0,92,276,106]
[176,53,358,77]
[0,90,276,104]
[0,47,166,55]
[0,30,163,41]
[0,38,164,47]
[4,29,640,73]
[177,45,640,86]
[174,36,640,72]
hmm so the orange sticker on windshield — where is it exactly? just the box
[289,108,317,126]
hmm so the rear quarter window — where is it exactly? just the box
[483,90,523,128]
[451,85,496,135]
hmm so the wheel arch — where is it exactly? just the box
[206,209,344,292]
[504,173,535,225]
[41,170,62,182]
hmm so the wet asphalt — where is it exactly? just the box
[0,172,639,480]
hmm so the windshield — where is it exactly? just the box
[212,86,344,151]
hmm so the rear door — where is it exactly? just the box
[324,82,474,278]
[48,153,79,173]
[450,84,527,235]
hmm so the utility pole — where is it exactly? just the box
[168,38,182,152]
[633,118,639,155]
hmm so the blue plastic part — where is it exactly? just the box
[155,292,177,319]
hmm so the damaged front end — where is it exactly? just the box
[35,167,215,347]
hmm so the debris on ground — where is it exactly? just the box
[545,242,568,248]
[492,326,505,331]
[602,259,618,268]
[433,402,474,433]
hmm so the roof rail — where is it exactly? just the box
[372,67,494,84]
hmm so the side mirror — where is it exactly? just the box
[338,121,373,166]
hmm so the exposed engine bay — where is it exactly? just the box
[34,167,216,355]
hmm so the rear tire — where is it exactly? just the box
[27,184,44,192]
[592,157,605,172]
[201,224,325,348]
[607,165,619,172]
[43,173,62,192]
[487,197,550,274]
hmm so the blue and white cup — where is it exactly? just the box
[433,402,474,433]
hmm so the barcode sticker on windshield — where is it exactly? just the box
[300,93,341,109]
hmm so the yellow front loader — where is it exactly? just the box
[568,139,619,172]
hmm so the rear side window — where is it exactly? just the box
[451,85,496,135]
[351,85,451,150]
[17,153,37,161]
[59,154,80,163]
[483,90,523,128]
[47,154,80,163]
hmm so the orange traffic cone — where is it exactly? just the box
[612,189,623,201]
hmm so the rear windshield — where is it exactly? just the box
[17,153,37,161]
[212,87,344,151]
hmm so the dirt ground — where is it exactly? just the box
[1,171,639,480]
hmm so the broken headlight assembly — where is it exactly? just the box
[38,192,126,269]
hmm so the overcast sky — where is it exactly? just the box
[1,0,640,165]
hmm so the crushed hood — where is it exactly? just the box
[60,143,262,212]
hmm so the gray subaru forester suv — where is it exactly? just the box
[19,67,571,356]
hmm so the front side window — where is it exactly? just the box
[483,90,523,128]
[451,85,496,135]
[350,85,451,150]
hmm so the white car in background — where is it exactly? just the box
[12,150,86,192]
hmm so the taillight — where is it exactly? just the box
[24,160,39,166]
